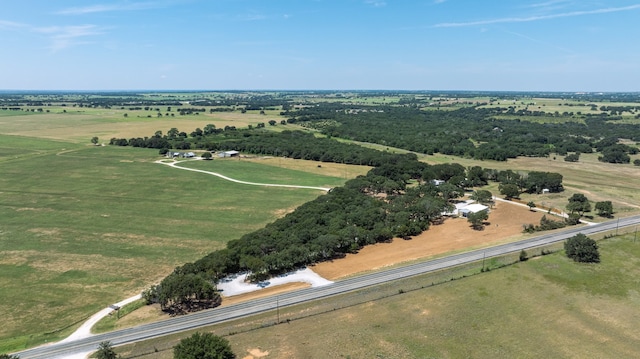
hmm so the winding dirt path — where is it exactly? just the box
[155,158,331,192]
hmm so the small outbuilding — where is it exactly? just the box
[218,150,240,158]
[458,203,489,218]
[443,200,490,218]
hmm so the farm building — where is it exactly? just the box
[167,152,196,158]
[458,203,489,218]
[444,200,490,218]
[218,150,240,158]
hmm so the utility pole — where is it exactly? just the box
[276,296,280,324]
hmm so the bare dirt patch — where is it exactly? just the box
[313,201,548,280]
[242,348,270,359]
[221,282,310,306]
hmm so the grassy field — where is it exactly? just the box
[177,158,367,189]
[114,233,640,359]
[335,137,640,218]
[2,95,640,354]
[422,151,640,218]
[0,135,347,352]
[0,106,285,143]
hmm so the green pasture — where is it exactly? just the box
[0,138,343,351]
[480,97,640,119]
[177,159,345,188]
[116,234,640,359]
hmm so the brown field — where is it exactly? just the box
[219,199,547,303]
[312,200,547,280]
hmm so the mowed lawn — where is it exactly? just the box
[0,137,343,351]
[176,158,361,189]
[120,234,640,359]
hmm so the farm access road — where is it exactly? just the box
[155,158,332,191]
[14,214,640,359]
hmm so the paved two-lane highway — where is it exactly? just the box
[15,215,640,359]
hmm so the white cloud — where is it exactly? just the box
[364,0,387,7]
[56,2,161,15]
[242,13,267,21]
[525,0,571,9]
[0,20,28,29]
[434,4,640,27]
[501,28,574,54]
[33,25,106,52]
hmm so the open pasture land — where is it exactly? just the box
[337,138,640,218]
[0,135,346,351]
[179,157,369,189]
[421,151,640,218]
[481,96,640,112]
[0,106,283,143]
[242,156,371,179]
[118,234,640,359]
[481,97,640,123]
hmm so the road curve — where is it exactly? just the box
[14,215,640,359]
[156,159,331,192]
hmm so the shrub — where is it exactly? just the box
[519,249,528,262]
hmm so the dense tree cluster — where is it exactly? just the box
[522,215,569,233]
[594,201,614,218]
[143,272,221,315]
[567,193,591,217]
[564,153,580,162]
[109,136,171,149]
[205,130,404,166]
[283,103,640,162]
[564,233,600,263]
[173,332,236,359]
[494,170,563,198]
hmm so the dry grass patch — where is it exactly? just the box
[243,156,371,179]
[1,110,284,143]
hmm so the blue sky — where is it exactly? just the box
[2,0,640,91]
